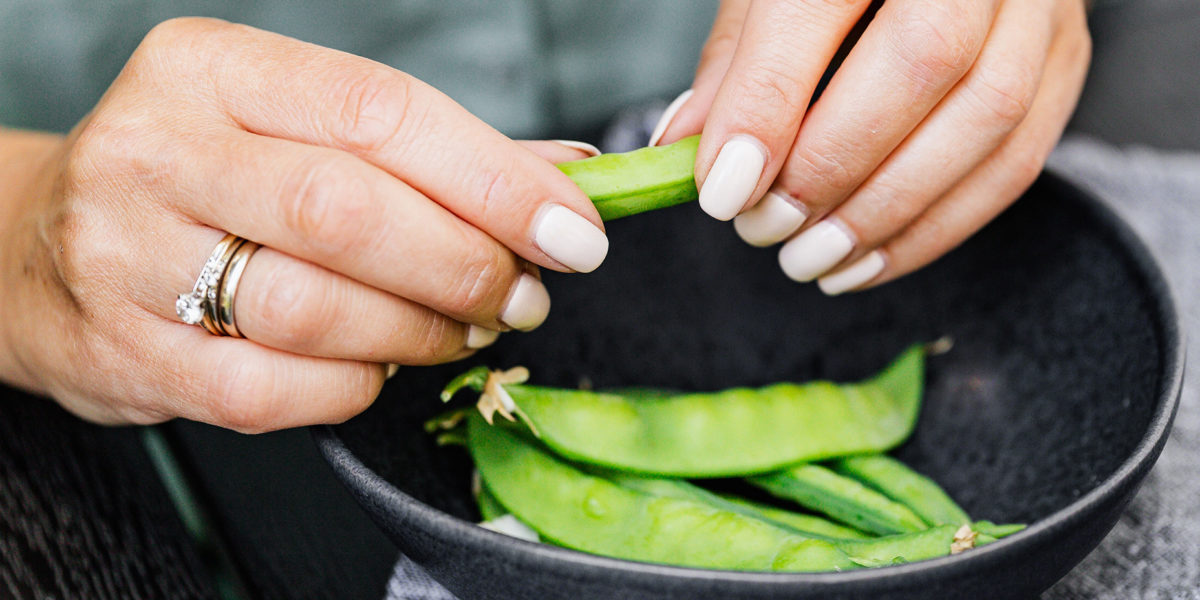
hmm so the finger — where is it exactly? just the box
[518,140,600,163]
[168,132,551,331]
[156,18,607,274]
[129,224,498,363]
[653,0,751,146]
[136,316,386,433]
[825,11,1091,293]
[768,0,998,233]
[777,0,1051,281]
[694,0,874,221]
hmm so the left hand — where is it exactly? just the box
[652,0,1091,294]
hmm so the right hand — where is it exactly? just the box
[0,18,608,432]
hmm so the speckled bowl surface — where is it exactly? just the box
[315,172,1183,600]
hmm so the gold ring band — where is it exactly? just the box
[204,236,247,335]
[177,233,244,330]
[216,241,261,339]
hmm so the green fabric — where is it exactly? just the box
[0,0,716,137]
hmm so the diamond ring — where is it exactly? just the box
[176,233,246,333]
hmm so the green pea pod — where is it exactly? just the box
[475,485,508,522]
[594,471,963,566]
[467,415,859,572]
[972,520,1026,539]
[557,135,699,221]
[831,454,971,527]
[716,494,875,541]
[748,464,928,536]
[836,525,962,567]
[591,471,868,542]
[448,345,924,477]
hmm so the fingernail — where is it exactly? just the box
[648,89,693,147]
[386,363,400,379]
[551,140,601,157]
[778,220,855,282]
[817,251,885,295]
[499,273,551,331]
[699,135,766,221]
[466,325,500,349]
[733,190,809,247]
[533,204,609,273]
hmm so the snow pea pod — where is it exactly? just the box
[595,470,967,567]
[467,415,859,572]
[558,135,699,221]
[748,464,928,536]
[716,494,875,541]
[475,485,507,522]
[447,345,925,477]
[832,454,971,527]
[972,521,1026,539]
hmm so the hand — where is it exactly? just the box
[652,0,1091,294]
[0,18,608,432]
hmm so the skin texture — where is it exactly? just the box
[657,0,1091,291]
[449,345,924,477]
[0,18,606,431]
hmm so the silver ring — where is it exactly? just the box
[176,233,245,330]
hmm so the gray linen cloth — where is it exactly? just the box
[384,135,1200,599]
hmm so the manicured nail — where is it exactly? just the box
[699,135,766,221]
[778,220,855,282]
[499,273,551,331]
[733,190,809,247]
[551,140,601,157]
[648,89,693,147]
[466,325,500,349]
[817,250,885,295]
[533,204,609,273]
[386,363,400,379]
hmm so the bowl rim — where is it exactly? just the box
[313,171,1185,587]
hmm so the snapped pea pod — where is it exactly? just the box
[445,345,926,477]
[467,415,861,572]
[558,135,699,221]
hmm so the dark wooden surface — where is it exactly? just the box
[0,392,215,599]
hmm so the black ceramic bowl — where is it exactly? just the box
[315,172,1183,600]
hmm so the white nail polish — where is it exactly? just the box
[386,363,400,379]
[551,140,601,157]
[533,204,609,273]
[699,135,766,221]
[817,251,885,296]
[778,220,855,282]
[499,274,551,331]
[466,325,500,349]
[733,190,809,247]
[648,89,693,147]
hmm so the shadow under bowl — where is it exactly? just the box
[315,172,1183,600]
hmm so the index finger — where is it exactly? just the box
[155,18,608,274]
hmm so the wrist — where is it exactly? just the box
[0,128,67,395]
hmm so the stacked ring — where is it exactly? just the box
[176,233,260,338]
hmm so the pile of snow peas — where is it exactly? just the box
[437,346,1025,572]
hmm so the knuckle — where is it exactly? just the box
[132,17,225,71]
[280,157,375,256]
[446,244,510,318]
[733,62,808,128]
[787,137,862,202]
[206,355,281,433]
[967,60,1038,128]
[330,68,418,154]
[411,316,466,364]
[252,264,328,353]
[887,2,982,89]
[699,30,739,69]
